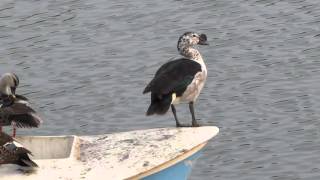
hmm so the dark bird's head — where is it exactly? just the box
[177,32,209,51]
[0,73,19,96]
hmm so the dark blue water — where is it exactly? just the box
[1,0,320,179]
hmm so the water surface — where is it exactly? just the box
[1,0,320,179]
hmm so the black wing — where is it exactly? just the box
[143,58,201,96]
[0,102,42,128]
[9,113,42,128]
[0,142,38,167]
[15,146,38,167]
[15,94,29,101]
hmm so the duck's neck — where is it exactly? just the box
[179,46,203,62]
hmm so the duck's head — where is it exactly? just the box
[177,32,208,51]
[0,73,19,96]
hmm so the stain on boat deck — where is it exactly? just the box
[0,127,219,180]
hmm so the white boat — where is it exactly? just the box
[0,126,219,180]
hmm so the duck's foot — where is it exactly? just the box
[192,118,202,127]
[176,123,192,127]
[191,122,201,127]
[176,123,202,127]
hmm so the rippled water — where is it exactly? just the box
[1,0,320,179]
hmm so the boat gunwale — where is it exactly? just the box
[16,135,81,160]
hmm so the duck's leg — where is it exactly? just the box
[12,122,16,137]
[189,102,200,127]
[171,105,189,127]
[171,105,182,127]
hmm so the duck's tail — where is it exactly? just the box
[3,141,38,167]
[16,149,38,167]
[146,93,172,115]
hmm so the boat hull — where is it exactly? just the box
[142,146,203,180]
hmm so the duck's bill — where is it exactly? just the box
[0,86,13,96]
[198,33,209,45]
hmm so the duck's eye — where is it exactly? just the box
[192,34,196,37]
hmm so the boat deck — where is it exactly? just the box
[0,126,219,180]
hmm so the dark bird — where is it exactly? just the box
[0,131,38,167]
[143,32,209,127]
[0,73,28,102]
[0,73,42,137]
[0,73,19,96]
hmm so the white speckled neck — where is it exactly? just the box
[176,33,207,71]
[179,47,203,62]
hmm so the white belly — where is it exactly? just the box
[172,70,207,104]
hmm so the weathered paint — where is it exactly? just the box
[129,142,207,179]
[142,150,202,180]
[0,126,219,180]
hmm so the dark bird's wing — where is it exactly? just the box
[0,142,38,167]
[9,113,42,128]
[15,147,38,167]
[143,58,202,96]
[1,102,42,128]
[4,102,36,114]
[15,94,29,101]
[0,93,27,103]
